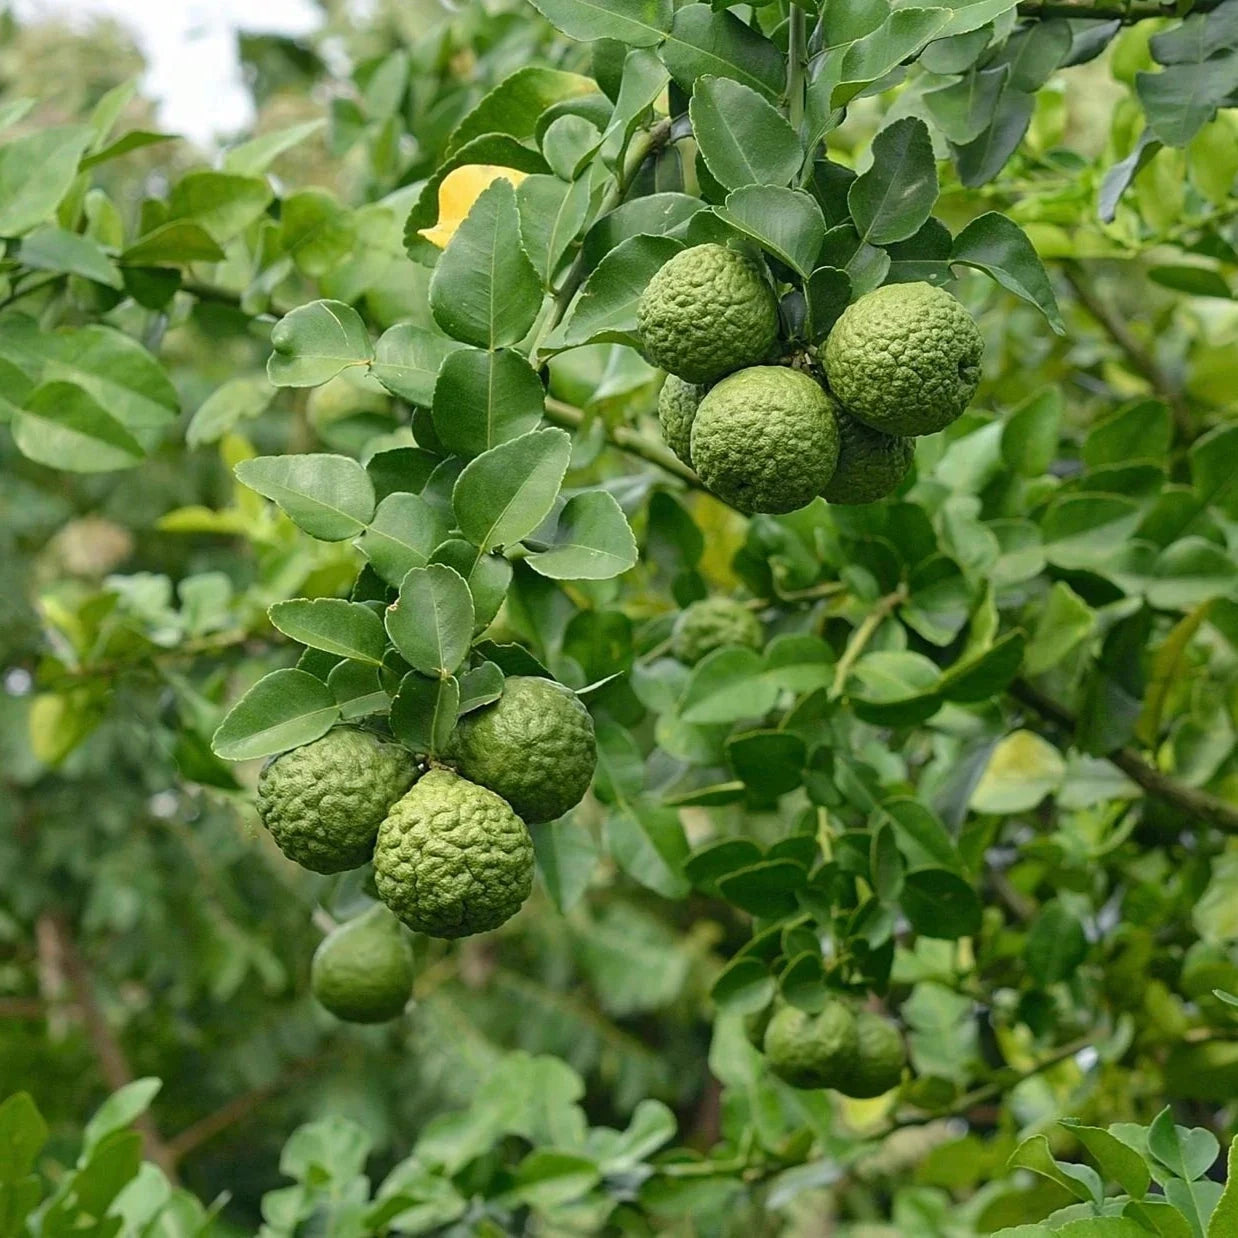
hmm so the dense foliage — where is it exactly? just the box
[3,0,1238,1233]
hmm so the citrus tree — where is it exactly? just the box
[3,0,1238,1233]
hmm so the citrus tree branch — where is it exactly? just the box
[543,396,705,489]
[1009,677,1238,834]
[831,588,909,697]
[45,914,180,1180]
[1061,262,1194,440]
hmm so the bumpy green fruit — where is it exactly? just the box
[637,244,778,384]
[257,728,418,874]
[310,904,414,1023]
[657,375,703,468]
[671,597,762,665]
[844,1012,907,1099]
[374,769,533,939]
[447,676,596,823]
[823,282,983,436]
[822,408,915,505]
[691,366,839,514]
[764,1001,860,1090]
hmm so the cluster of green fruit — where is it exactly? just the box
[748,998,908,1100]
[640,244,984,513]
[255,677,598,1022]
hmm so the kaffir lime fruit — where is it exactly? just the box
[310,904,414,1023]
[763,1001,860,1091]
[690,366,840,514]
[374,769,534,939]
[638,244,779,384]
[256,728,418,874]
[823,282,983,436]
[822,408,915,505]
[657,375,704,468]
[671,597,763,665]
[447,676,596,824]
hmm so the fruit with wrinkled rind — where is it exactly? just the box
[844,1011,907,1098]
[658,375,703,468]
[672,597,763,666]
[691,366,840,515]
[310,904,415,1023]
[822,408,915,505]
[823,282,983,437]
[374,768,534,938]
[763,1001,859,1090]
[637,244,778,384]
[257,728,418,874]
[447,676,596,823]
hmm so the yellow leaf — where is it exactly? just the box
[971,729,1065,815]
[418,165,529,249]
[29,691,100,765]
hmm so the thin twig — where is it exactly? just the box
[45,914,180,1180]
[831,588,908,697]
[543,397,704,488]
[1061,262,1193,441]
[1009,677,1238,834]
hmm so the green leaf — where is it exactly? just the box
[527,0,672,46]
[711,954,777,1014]
[1025,900,1089,986]
[0,124,92,235]
[518,175,593,286]
[1148,537,1238,610]
[1009,1134,1104,1203]
[166,171,273,243]
[901,868,983,938]
[390,672,460,756]
[235,453,376,541]
[925,66,1011,144]
[222,119,325,175]
[329,661,388,720]
[446,66,599,158]
[0,1094,47,1184]
[680,647,780,725]
[557,233,683,349]
[428,177,543,349]
[18,226,121,288]
[186,374,273,448]
[1148,1107,1219,1183]
[82,1080,162,1156]
[605,807,690,898]
[661,4,785,102]
[453,427,573,551]
[511,1149,600,1209]
[431,347,545,458]
[385,564,474,678]
[847,651,943,727]
[1003,386,1062,477]
[1041,494,1143,571]
[534,816,600,914]
[11,381,146,472]
[1138,54,1238,147]
[848,117,939,246]
[726,731,806,799]
[268,599,387,665]
[715,186,825,277]
[525,491,638,580]
[1025,582,1095,677]
[267,300,373,388]
[278,188,356,277]
[1190,424,1238,518]
[356,492,449,586]
[971,730,1065,813]
[1208,1138,1238,1237]
[120,220,226,266]
[683,839,764,893]
[370,323,463,408]
[689,76,803,191]
[457,662,505,715]
[1084,398,1172,469]
[821,9,952,112]
[1060,1121,1151,1201]
[951,212,1064,333]
[212,669,340,761]
[429,541,513,632]
[881,796,965,874]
